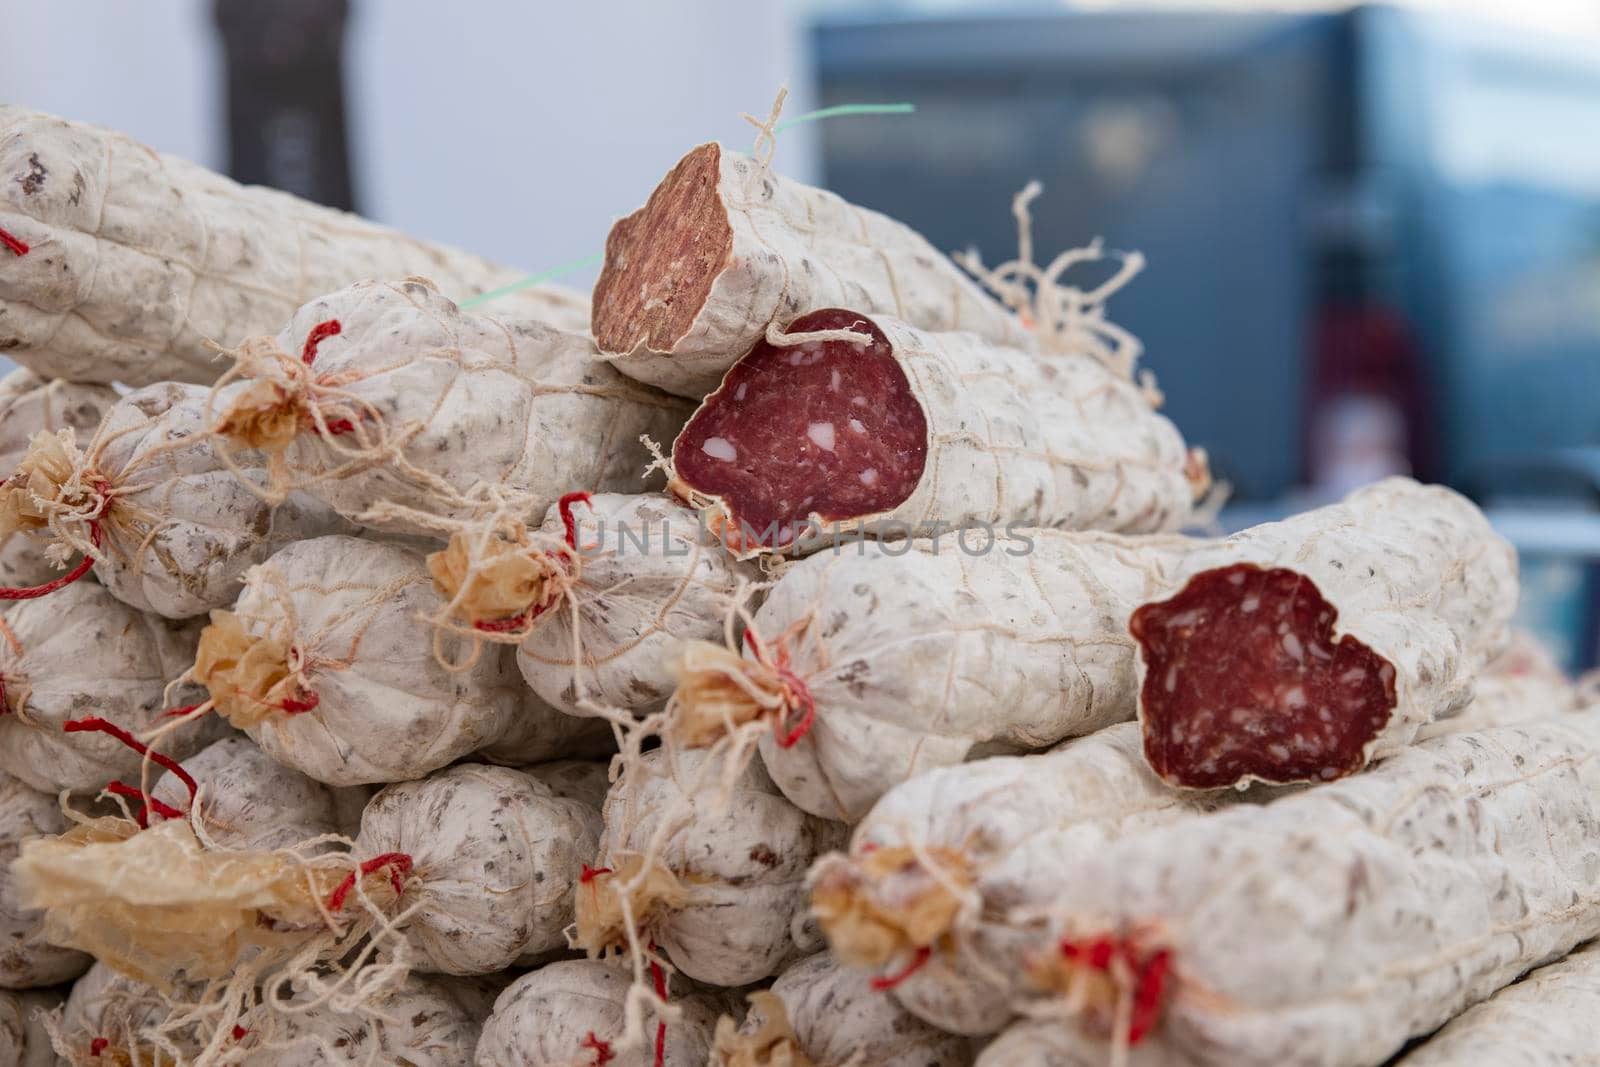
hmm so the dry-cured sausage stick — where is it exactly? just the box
[808,722,1239,1037]
[1393,941,1600,1066]
[670,529,1198,822]
[669,308,1198,556]
[591,142,1031,398]
[1022,712,1600,1066]
[0,106,587,386]
[1131,477,1517,788]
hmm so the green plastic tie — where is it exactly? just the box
[459,252,605,310]
[771,101,915,138]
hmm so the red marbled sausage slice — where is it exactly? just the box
[1131,563,1397,788]
[671,309,928,550]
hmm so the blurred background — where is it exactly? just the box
[4,0,1598,668]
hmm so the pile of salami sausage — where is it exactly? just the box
[1,103,1595,1067]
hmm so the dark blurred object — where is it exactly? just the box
[1304,251,1433,500]
[212,0,356,210]
[813,6,1600,503]
[1470,449,1600,508]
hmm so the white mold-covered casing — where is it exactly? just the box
[521,759,612,812]
[584,749,846,987]
[243,973,494,1066]
[1032,712,1600,1067]
[221,278,689,538]
[0,105,588,386]
[516,493,760,718]
[1416,637,1580,741]
[974,1020,1179,1067]
[734,531,1196,822]
[817,722,1236,1036]
[1393,940,1600,1066]
[355,764,603,975]
[218,536,565,786]
[592,142,1031,398]
[0,582,215,794]
[0,986,60,1067]
[1,771,91,989]
[90,382,353,619]
[0,368,117,588]
[149,734,356,853]
[475,959,725,1067]
[713,952,979,1067]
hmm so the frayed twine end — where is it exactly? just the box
[425,491,591,635]
[325,852,413,914]
[193,611,321,728]
[213,320,357,453]
[668,630,815,749]
[742,85,790,190]
[957,182,1153,395]
[710,990,819,1067]
[573,854,688,957]
[0,429,110,595]
[809,845,973,975]
[763,318,873,349]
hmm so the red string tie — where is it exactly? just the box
[297,320,358,435]
[65,716,198,827]
[277,690,320,714]
[0,226,28,257]
[104,781,185,829]
[325,852,413,913]
[741,629,817,748]
[300,320,342,365]
[650,955,669,1067]
[580,1032,616,1066]
[558,491,592,550]
[89,1037,109,1057]
[1057,935,1173,1045]
[64,716,199,800]
[472,492,592,634]
[1128,949,1172,1044]
[159,703,206,720]
[0,517,103,601]
[870,945,932,991]
[473,611,543,634]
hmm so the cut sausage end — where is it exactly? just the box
[670,309,928,550]
[591,142,734,356]
[1131,563,1397,789]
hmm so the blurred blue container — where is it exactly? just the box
[813,5,1600,503]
